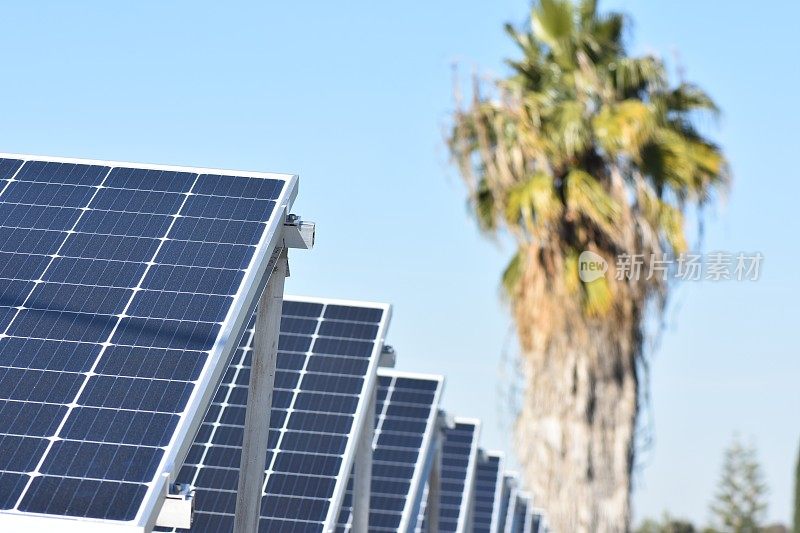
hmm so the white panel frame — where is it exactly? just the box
[519,492,533,533]
[503,474,520,533]
[0,153,298,532]
[454,417,481,533]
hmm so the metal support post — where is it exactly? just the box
[233,249,288,533]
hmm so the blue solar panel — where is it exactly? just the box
[438,419,480,532]
[0,155,296,530]
[163,296,390,532]
[529,510,544,533]
[472,450,503,533]
[414,418,480,533]
[507,492,530,533]
[335,370,443,532]
[497,475,515,533]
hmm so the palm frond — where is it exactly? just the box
[578,0,597,24]
[474,178,498,232]
[565,169,622,240]
[504,23,534,54]
[636,184,688,254]
[658,202,688,254]
[551,100,592,157]
[583,275,613,316]
[505,172,562,234]
[501,248,525,297]
[532,0,576,62]
[609,56,666,96]
[593,100,656,156]
[642,129,728,200]
[664,82,720,116]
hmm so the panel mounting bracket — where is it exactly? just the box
[439,409,454,431]
[154,482,193,530]
[283,214,315,249]
[379,345,396,368]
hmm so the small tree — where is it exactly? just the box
[794,439,800,533]
[636,513,697,533]
[710,436,767,533]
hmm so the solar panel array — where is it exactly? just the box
[499,487,549,533]
[166,297,390,532]
[0,153,553,532]
[335,370,443,532]
[472,450,503,533]
[0,155,295,529]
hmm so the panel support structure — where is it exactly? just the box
[352,384,376,532]
[426,441,442,533]
[233,249,288,533]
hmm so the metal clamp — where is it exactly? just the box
[379,345,397,368]
[155,483,194,529]
[283,214,315,249]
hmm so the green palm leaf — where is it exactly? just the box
[565,169,622,239]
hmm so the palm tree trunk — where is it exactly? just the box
[515,321,639,533]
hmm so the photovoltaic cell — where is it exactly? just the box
[335,370,443,532]
[0,155,296,530]
[472,450,503,533]
[164,296,390,532]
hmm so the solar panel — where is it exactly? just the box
[500,475,519,533]
[472,450,503,533]
[164,296,390,532]
[508,492,531,533]
[497,475,517,533]
[529,509,544,533]
[0,154,296,531]
[438,418,480,532]
[335,369,444,532]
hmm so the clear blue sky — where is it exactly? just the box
[1,0,797,527]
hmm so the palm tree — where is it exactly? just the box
[448,1,728,531]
